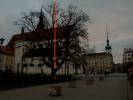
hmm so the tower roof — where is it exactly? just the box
[106,24,109,45]
[37,8,44,29]
[105,24,112,53]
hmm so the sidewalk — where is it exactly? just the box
[127,80,133,100]
[0,76,128,100]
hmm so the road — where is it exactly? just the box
[0,73,129,100]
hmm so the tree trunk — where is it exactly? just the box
[51,68,57,80]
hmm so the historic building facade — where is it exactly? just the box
[0,11,113,75]
[82,52,113,74]
[123,48,133,65]
[123,48,133,72]
[6,10,83,75]
[0,46,14,72]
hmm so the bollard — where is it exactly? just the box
[68,81,77,88]
[49,86,62,96]
[99,76,104,81]
[86,78,94,85]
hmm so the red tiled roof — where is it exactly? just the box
[0,45,14,56]
[23,47,63,58]
[7,27,68,48]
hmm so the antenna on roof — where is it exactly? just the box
[106,24,109,41]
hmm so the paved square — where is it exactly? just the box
[0,74,128,100]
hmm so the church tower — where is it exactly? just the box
[105,24,112,54]
[36,8,44,30]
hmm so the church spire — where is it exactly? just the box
[37,8,44,29]
[105,24,112,54]
[106,24,109,46]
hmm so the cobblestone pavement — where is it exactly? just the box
[0,74,128,100]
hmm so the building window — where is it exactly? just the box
[38,63,42,67]
[23,64,27,67]
[17,63,19,68]
[31,58,33,62]
[33,45,36,48]
[39,58,42,61]
[30,63,34,67]
[23,58,26,62]
[39,44,43,48]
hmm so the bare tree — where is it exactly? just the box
[14,4,90,77]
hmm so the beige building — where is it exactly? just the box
[82,52,113,74]
[123,48,133,65]
[82,26,113,74]
[0,46,14,72]
[123,48,133,72]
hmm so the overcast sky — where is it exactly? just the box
[0,0,133,63]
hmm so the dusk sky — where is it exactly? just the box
[0,0,133,63]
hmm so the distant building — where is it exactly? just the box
[114,63,123,73]
[82,25,113,74]
[82,52,113,73]
[123,48,133,72]
[0,46,14,72]
[123,48,133,64]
